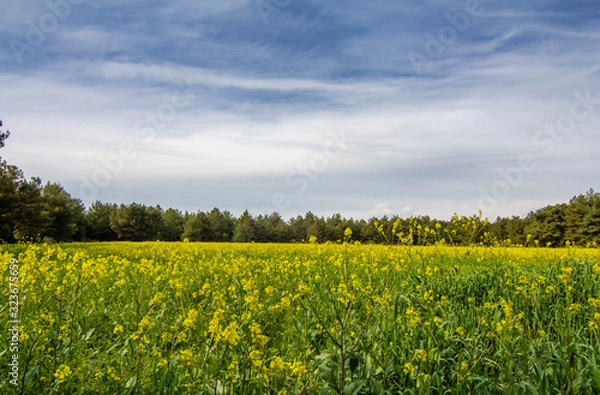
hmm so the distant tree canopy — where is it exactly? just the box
[0,120,9,149]
[1,120,75,242]
[0,119,599,246]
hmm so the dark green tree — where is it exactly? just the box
[305,212,326,242]
[208,208,235,242]
[162,208,184,241]
[110,203,154,241]
[233,210,255,242]
[524,204,566,247]
[0,120,19,241]
[0,121,49,241]
[267,212,291,242]
[0,120,9,150]
[146,205,165,240]
[0,161,20,241]
[42,182,86,242]
[582,189,600,244]
[182,212,212,241]
[12,177,51,242]
[324,213,345,242]
[85,201,118,241]
[288,215,308,242]
[564,194,587,245]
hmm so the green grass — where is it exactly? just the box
[1,242,599,394]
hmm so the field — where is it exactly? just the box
[2,242,600,394]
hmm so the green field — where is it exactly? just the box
[2,243,600,394]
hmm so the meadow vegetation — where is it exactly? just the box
[2,239,599,394]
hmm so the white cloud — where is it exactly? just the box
[372,203,392,216]
[1,0,599,219]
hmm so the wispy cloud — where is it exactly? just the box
[1,0,598,219]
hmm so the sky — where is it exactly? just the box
[1,0,599,220]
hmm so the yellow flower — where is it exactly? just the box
[456,326,466,336]
[222,322,241,346]
[208,308,224,341]
[250,349,263,368]
[227,356,239,381]
[415,349,427,362]
[179,349,193,363]
[568,304,580,312]
[271,356,286,371]
[161,332,172,344]
[150,292,165,305]
[403,362,414,374]
[176,331,188,343]
[113,324,124,335]
[422,290,433,303]
[297,283,310,295]
[250,323,269,346]
[54,364,72,383]
[157,358,168,368]
[589,298,600,308]
[402,307,421,327]
[558,267,573,284]
[589,313,600,331]
[344,227,353,240]
[138,316,155,331]
[107,367,120,381]
[290,361,307,377]
[183,309,199,331]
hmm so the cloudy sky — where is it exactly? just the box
[1,0,599,220]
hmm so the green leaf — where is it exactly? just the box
[24,365,39,386]
[125,375,137,391]
[294,319,303,333]
[84,328,95,341]
[344,379,367,395]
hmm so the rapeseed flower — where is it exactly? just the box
[54,364,72,383]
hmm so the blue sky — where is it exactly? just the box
[1,0,599,219]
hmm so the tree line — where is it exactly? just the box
[1,120,599,246]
